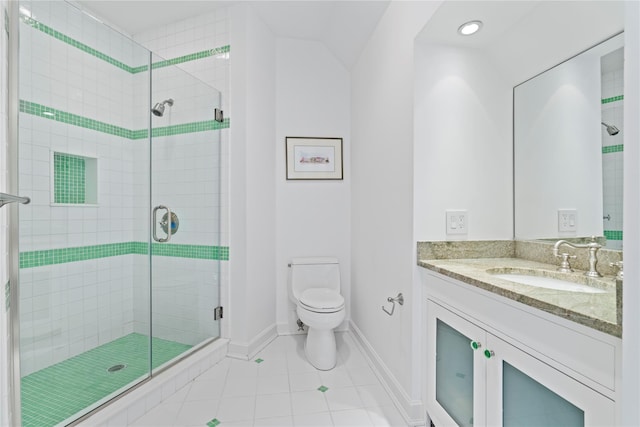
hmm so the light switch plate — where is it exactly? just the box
[446,210,468,235]
[558,209,577,232]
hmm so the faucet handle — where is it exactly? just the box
[609,261,624,281]
[556,253,576,273]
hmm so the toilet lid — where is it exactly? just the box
[299,288,344,311]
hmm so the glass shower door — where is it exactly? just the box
[149,54,223,369]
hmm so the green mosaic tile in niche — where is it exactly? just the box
[54,153,86,204]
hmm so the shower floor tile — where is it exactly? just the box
[131,333,408,427]
[21,333,192,427]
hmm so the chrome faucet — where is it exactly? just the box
[553,237,602,277]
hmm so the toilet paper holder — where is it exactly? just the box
[382,293,404,316]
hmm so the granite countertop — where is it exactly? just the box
[418,256,621,338]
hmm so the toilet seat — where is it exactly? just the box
[299,288,344,313]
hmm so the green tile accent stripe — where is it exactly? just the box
[54,153,86,204]
[152,118,231,137]
[20,100,137,139]
[255,358,264,364]
[318,385,329,392]
[602,144,624,154]
[21,15,230,74]
[604,230,623,241]
[152,46,230,70]
[602,95,624,104]
[21,333,191,427]
[207,419,222,427]
[20,16,138,74]
[21,100,230,139]
[151,243,229,260]
[20,242,229,268]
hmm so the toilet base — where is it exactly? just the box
[305,327,337,370]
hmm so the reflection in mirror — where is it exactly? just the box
[514,33,624,250]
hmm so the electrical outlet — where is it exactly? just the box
[558,209,577,233]
[446,210,468,235]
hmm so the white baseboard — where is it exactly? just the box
[349,320,425,426]
[227,323,278,360]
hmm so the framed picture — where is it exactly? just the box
[286,137,343,180]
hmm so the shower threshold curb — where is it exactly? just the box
[76,338,229,427]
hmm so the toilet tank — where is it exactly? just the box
[289,257,341,302]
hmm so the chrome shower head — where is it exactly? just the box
[152,98,174,117]
[601,122,620,136]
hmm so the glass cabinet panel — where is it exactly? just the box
[503,362,584,427]
[436,319,474,427]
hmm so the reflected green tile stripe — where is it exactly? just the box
[21,333,191,427]
[604,230,623,241]
[20,16,137,73]
[20,242,229,268]
[602,95,624,104]
[21,15,231,74]
[20,100,136,139]
[602,144,624,154]
[21,100,230,139]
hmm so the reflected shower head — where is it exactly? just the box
[601,122,620,136]
[152,98,174,117]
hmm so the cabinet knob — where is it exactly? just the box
[484,349,495,359]
[470,341,482,351]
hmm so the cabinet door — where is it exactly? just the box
[485,334,615,427]
[427,301,487,427]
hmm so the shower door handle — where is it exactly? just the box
[152,205,173,242]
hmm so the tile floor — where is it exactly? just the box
[131,333,408,426]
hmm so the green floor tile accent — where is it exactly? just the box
[317,385,329,393]
[602,144,624,154]
[20,242,230,268]
[604,230,623,241]
[21,333,192,427]
[207,419,221,427]
[601,95,624,104]
[255,358,264,364]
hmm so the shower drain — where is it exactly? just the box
[107,364,127,373]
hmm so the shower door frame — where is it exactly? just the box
[6,2,223,425]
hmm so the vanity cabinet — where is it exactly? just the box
[423,270,619,427]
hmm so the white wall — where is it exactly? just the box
[414,44,513,241]
[622,1,640,424]
[350,1,441,422]
[228,5,277,357]
[275,38,351,334]
[514,48,604,240]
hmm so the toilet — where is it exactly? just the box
[288,257,346,370]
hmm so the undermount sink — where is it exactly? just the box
[488,269,607,294]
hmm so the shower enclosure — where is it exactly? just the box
[11,1,224,425]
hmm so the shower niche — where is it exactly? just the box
[51,151,98,205]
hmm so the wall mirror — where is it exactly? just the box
[514,33,624,250]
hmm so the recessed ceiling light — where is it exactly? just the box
[458,20,483,36]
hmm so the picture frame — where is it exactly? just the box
[285,137,343,180]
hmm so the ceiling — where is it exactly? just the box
[75,0,391,69]
[415,1,625,85]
